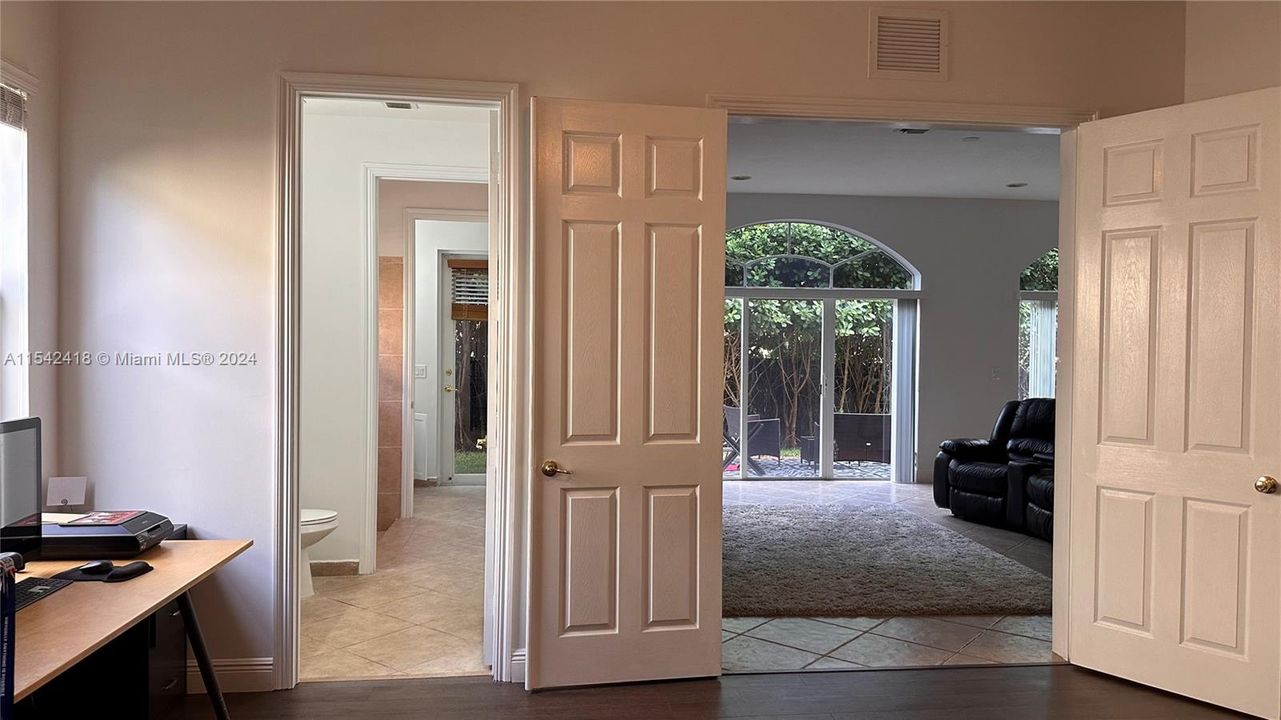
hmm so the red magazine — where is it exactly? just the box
[59,510,145,527]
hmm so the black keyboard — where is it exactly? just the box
[14,576,73,611]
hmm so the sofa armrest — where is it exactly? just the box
[932,452,952,508]
[1007,459,1051,528]
[1007,461,1030,528]
[938,438,1005,462]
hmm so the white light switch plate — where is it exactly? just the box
[414,365,428,379]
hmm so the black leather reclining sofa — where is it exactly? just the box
[933,398,1055,540]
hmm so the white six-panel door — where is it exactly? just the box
[528,98,727,688]
[1070,87,1281,718]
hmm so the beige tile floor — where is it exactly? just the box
[300,485,488,682]
[723,480,1057,673]
[722,614,1055,672]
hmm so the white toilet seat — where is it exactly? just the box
[301,508,339,527]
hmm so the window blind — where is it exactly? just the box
[449,259,488,321]
[0,83,27,131]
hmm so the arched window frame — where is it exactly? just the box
[724,220,920,484]
[724,220,921,293]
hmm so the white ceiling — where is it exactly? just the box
[302,97,490,124]
[728,118,1061,201]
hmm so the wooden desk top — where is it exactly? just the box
[14,539,252,701]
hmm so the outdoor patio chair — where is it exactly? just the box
[723,406,783,467]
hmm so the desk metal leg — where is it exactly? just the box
[177,590,231,720]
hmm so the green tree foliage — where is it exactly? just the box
[1020,247,1059,291]
[725,223,913,289]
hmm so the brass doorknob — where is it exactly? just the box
[443,384,455,393]
[1256,476,1278,494]
[540,460,572,477]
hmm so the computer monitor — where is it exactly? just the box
[0,418,41,559]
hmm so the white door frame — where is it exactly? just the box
[403,207,489,511]
[708,93,1096,662]
[276,72,524,689]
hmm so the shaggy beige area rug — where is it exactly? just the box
[723,504,1051,617]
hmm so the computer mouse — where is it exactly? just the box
[77,560,113,575]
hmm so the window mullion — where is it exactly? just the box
[820,299,836,478]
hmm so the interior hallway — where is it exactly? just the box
[299,485,488,681]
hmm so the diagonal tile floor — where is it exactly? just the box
[723,480,1057,673]
[300,485,488,682]
[722,614,1056,672]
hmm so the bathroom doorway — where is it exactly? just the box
[295,94,501,682]
[437,252,490,486]
[408,221,490,489]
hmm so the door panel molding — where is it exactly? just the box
[530,97,726,689]
[1069,87,1281,719]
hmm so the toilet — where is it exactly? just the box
[299,508,340,599]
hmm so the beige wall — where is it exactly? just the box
[1,2,59,492]
[1185,1,1281,102]
[51,1,1190,681]
[378,180,488,258]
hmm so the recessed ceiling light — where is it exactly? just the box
[731,175,752,181]
[962,136,980,142]
[1006,182,1029,188]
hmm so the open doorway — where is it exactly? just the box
[295,96,497,682]
[719,117,1059,672]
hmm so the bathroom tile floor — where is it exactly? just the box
[300,485,488,682]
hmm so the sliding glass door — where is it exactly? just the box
[744,299,823,478]
[831,299,893,479]
[722,221,919,482]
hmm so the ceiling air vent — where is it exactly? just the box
[869,7,949,81]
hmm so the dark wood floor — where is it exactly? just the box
[183,665,1245,719]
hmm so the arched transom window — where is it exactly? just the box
[725,222,916,290]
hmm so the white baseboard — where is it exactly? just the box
[508,649,526,684]
[188,657,276,694]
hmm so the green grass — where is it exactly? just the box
[454,449,487,474]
